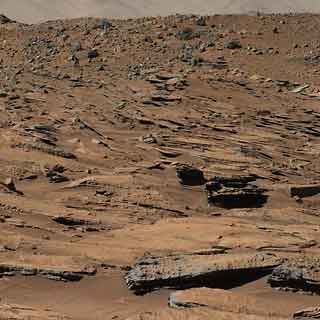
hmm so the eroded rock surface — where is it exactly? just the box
[293,307,320,319]
[0,11,320,320]
[268,257,320,294]
[126,252,281,294]
[0,304,71,320]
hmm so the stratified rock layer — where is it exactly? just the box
[126,252,281,294]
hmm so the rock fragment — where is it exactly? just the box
[87,49,99,59]
[176,28,194,40]
[0,14,13,24]
[225,39,242,49]
[43,164,69,183]
[97,18,111,30]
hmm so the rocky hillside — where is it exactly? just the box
[0,13,320,320]
[3,0,320,23]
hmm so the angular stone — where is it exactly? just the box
[225,39,242,49]
[125,252,281,294]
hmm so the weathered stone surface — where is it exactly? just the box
[0,255,96,281]
[125,252,281,294]
[293,307,320,319]
[0,304,71,320]
[268,256,320,294]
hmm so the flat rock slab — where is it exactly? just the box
[268,256,320,294]
[127,308,287,320]
[125,252,281,294]
[0,304,71,320]
[169,288,289,318]
[0,254,96,281]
